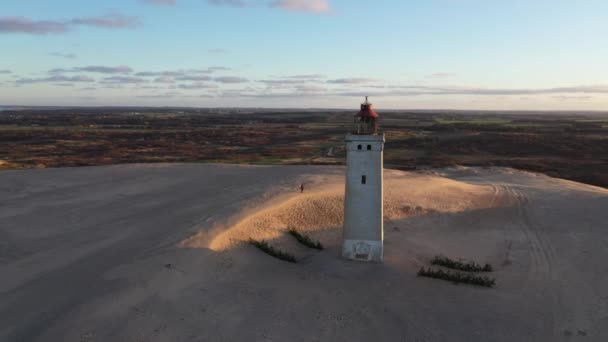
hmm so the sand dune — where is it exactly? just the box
[1,164,607,342]
[183,170,499,257]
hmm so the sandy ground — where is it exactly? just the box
[1,163,607,342]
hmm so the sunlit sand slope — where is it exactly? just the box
[183,171,499,256]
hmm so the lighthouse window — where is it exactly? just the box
[367,145,371,150]
[357,144,362,150]
[362,175,367,184]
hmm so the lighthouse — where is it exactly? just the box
[342,97,385,262]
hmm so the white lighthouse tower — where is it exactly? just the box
[342,97,385,262]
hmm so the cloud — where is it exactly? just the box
[259,75,324,86]
[219,89,324,98]
[142,0,177,5]
[0,17,69,34]
[208,66,231,72]
[270,0,331,13]
[258,79,309,85]
[552,95,592,101]
[214,76,248,83]
[177,75,213,81]
[16,75,95,84]
[154,76,176,83]
[136,85,163,90]
[208,48,226,54]
[50,65,133,74]
[137,91,182,98]
[0,70,12,74]
[207,0,249,7]
[284,74,325,79]
[205,83,608,99]
[427,73,456,79]
[135,67,229,77]
[206,0,332,13]
[49,52,77,59]
[178,83,219,89]
[135,70,183,77]
[0,14,140,35]
[101,76,147,84]
[327,78,379,84]
[70,14,141,29]
[294,84,326,92]
[332,84,608,97]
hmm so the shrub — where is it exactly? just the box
[417,267,496,287]
[431,255,493,272]
[248,238,297,263]
[288,228,324,250]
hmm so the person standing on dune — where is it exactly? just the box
[300,183,305,193]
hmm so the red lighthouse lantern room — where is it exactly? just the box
[354,96,379,135]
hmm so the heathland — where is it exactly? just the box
[1,107,607,188]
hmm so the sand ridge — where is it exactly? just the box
[182,169,501,257]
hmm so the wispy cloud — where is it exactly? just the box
[189,83,608,99]
[427,72,456,79]
[208,48,226,54]
[70,14,141,29]
[101,76,147,84]
[283,74,325,79]
[208,66,231,72]
[294,84,326,92]
[0,70,12,74]
[258,79,308,85]
[270,0,331,13]
[137,91,182,98]
[206,0,332,13]
[0,17,69,34]
[142,0,177,5]
[178,83,219,90]
[16,75,95,84]
[50,65,133,74]
[136,70,183,77]
[135,67,229,77]
[207,0,249,7]
[0,14,141,35]
[177,75,213,81]
[333,84,608,97]
[552,95,592,101]
[327,78,379,84]
[154,76,176,83]
[49,52,77,59]
[214,76,249,83]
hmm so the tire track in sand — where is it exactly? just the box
[507,185,560,341]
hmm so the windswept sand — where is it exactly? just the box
[1,164,607,341]
[183,171,499,256]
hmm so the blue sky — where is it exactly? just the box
[1,0,607,109]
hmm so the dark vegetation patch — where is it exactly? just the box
[417,267,496,287]
[431,255,493,272]
[1,108,607,188]
[288,228,324,250]
[248,238,297,263]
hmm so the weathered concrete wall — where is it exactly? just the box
[342,134,385,262]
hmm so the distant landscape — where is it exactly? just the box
[1,107,607,188]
